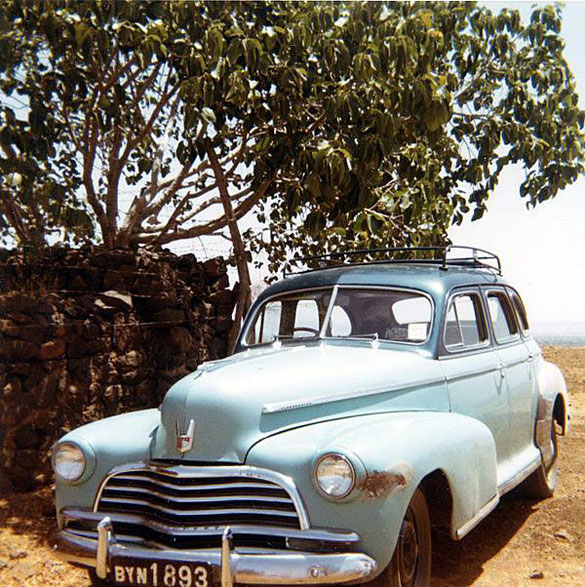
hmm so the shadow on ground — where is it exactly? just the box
[0,486,56,546]
[431,491,539,586]
[1,484,541,586]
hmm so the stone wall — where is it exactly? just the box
[0,246,234,491]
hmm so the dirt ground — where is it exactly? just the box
[0,346,583,586]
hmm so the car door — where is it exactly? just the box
[440,288,513,483]
[484,287,538,479]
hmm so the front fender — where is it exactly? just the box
[245,411,497,575]
[53,409,160,526]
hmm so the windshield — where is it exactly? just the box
[244,287,433,346]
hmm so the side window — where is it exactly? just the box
[487,292,519,343]
[509,290,530,332]
[444,293,487,350]
[252,301,282,344]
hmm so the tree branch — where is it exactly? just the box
[119,78,179,171]
[140,176,273,245]
[106,122,124,232]
[0,189,29,243]
[82,114,109,242]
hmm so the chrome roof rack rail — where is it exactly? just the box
[282,245,501,277]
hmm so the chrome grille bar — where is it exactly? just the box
[99,497,300,519]
[94,462,309,537]
[106,477,287,494]
[102,485,295,505]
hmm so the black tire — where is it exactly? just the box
[522,417,559,498]
[88,569,110,586]
[366,488,431,587]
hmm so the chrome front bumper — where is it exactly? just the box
[51,515,377,585]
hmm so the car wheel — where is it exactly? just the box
[88,570,110,586]
[522,417,559,498]
[366,488,431,587]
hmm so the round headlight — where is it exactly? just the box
[315,453,356,498]
[52,442,86,482]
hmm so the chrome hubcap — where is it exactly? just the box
[398,508,419,586]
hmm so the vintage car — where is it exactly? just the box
[51,246,569,587]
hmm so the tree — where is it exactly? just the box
[244,1,585,275]
[0,2,583,331]
[0,0,294,345]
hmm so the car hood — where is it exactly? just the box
[151,343,448,462]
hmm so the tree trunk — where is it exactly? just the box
[204,140,252,353]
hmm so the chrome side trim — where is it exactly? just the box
[455,494,499,540]
[497,456,540,497]
[443,365,499,383]
[262,376,445,414]
[93,463,311,530]
[500,357,531,369]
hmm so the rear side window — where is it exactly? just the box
[444,293,487,350]
[487,292,519,343]
[509,290,530,332]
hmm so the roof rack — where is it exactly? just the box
[282,245,502,277]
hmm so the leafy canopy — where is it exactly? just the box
[0,1,582,276]
[244,1,585,273]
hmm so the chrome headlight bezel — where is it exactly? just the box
[51,441,87,483]
[314,452,357,499]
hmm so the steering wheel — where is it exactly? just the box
[292,327,320,335]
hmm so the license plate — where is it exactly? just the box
[110,556,212,587]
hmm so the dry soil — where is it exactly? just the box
[1,346,584,586]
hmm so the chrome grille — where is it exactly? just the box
[94,464,306,546]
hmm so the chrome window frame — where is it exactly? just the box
[441,288,491,356]
[241,286,334,347]
[483,287,522,346]
[240,285,435,349]
[505,286,531,335]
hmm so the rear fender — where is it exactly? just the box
[535,357,569,436]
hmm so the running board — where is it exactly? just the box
[455,457,541,540]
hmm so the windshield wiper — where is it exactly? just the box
[341,332,379,340]
[271,334,319,343]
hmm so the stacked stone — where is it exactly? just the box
[0,246,234,491]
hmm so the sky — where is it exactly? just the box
[450,1,585,326]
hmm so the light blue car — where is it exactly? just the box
[51,247,569,587]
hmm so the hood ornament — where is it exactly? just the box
[176,419,195,453]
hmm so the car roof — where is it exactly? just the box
[258,263,509,303]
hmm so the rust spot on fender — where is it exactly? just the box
[359,464,412,499]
